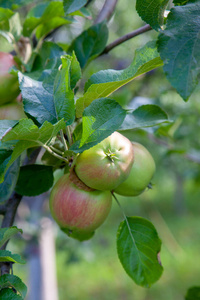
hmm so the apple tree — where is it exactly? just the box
[0,0,200,298]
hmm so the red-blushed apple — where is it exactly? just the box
[114,142,156,196]
[0,52,20,105]
[0,102,25,120]
[74,131,134,191]
[49,171,112,236]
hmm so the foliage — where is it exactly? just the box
[0,0,199,298]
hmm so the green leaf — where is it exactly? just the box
[0,0,33,9]
[19,55,76,126]
[69,22,108,68]
[157,3,200,100]
[0,121,18,140]
[23,1,72,40]
[0,227,23,249]
[70,98,126,152]
[53,56,75,125]
[9,13,22,41]
[0,288,23,300]
[0,250,25,264]
[1,119,66,181]
[136,0,169,30]
[119,105,169,130]
[0,8,14,32]
[173,0,190,5]
[185,287,200,300]
[15,165,54,196]
[0,158,20,203]
[25,41,65,74]
[117,216,163,287]
[0,274,27,299]
[76,41,163,117]
[70,51,82,89]
[18,72,57,125]
[63,0,87,15]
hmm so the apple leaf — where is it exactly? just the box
[76,41,163,117]
[0,274,27,299]
[23,1,71,39]
[0,7,14,32]
[9,12,22,41]
[70,51,82,89]
[0,120,18,140]
[0,158,20,203]
[70,98,126,152]
[136,0,169,30]
[173,0,190,5]
[117,216,163,287]
[53,56,75,124]
[0,250,26,264]
[0,288,23,300]
[119,105,170,130]
[0,119,66,183]
[69,22,108,68]
[63,0,87,15]
[15,165,54,196]
[157,2,200,100]
[0,227,23,249]
[185,287,200,300]
[19,55,75,126]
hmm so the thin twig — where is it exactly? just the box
[94,0,118,24]
[60,130,68,152]
[101,24,152,55]
[66,126,73,146]
[112,192,137,247]
[42,144,69,163]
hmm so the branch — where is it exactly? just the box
[101,24,152,55]
[94,0,118,24]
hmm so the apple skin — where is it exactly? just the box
[0,52,20,105]
[75,132,134,191]
[114,142,156,197]
[0,102,25,120]
[49,173,112,234]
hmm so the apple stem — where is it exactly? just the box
[66,126,73,146]
[60,129,68,151]
[111,192,135,244]
[43,144,69,163]
[49,145,64,156]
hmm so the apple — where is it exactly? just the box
[49,171,112,235]
[75,132,134,191]
[0,52,20,105]
[0,102,25,120]
[114,142,156,196]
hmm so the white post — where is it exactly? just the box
[39,217,59,300]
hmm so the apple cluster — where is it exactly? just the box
[0,52,24,120]
[49,132,155,241]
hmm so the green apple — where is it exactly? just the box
[114,142,155,196]
[0,52,20,105]
[0,102,25,120]
[75,132,134,191]
[49,173,112,235]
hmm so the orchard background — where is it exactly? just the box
[0,0,200,299]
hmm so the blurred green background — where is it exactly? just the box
[1,0,200,299]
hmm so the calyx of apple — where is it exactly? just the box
[75,131,134,191]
